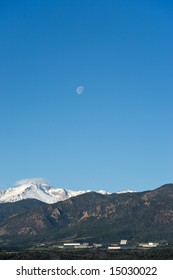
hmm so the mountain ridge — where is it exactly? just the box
[0,183,173,246]
[0,179,129,204]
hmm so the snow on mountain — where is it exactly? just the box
[116,190,135,194]
[0,178,110,204]
[0,178,135,204]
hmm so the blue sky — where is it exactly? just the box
[0,0,172,192]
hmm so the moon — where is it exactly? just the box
[76,85,84,95]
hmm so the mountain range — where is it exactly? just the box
[0,181,110,204]
[0,183,173,247]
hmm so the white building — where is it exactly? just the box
[139,242,159,248]
[108,246,121,250]
[63,243,81,248]
[120,240,128,245]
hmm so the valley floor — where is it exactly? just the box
[0,248,173,260]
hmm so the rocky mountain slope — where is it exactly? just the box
[0,184,173,247]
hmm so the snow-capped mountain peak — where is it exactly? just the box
[0,178,110,204]
[0,178,135,204]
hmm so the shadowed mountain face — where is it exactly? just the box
[0,184,173,246]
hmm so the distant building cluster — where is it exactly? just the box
[36,239,166,250]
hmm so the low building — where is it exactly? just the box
[108,246,121,250]
[93,243,102,248]
[56,245,64,249]
[120,240,128,245]
[63,243,81,248]
[77,244,92,249]
[139,242,159,248]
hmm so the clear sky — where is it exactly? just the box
[0,0,172,192]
